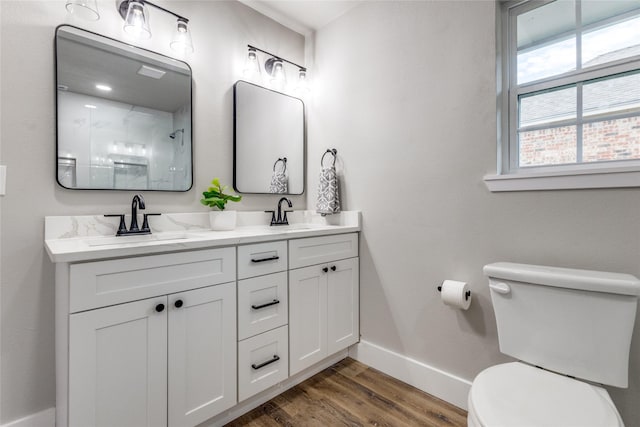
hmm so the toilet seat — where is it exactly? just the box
[468,362,623,427]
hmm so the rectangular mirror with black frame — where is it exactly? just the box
[233,81,305,195]
[55,25,193,191]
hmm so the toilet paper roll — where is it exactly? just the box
[440,280,471,310]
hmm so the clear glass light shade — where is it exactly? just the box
[170,19,194,54]
[295,69,310,96]
[123,1,151,39]
[65,0,100,21]
[270,59,286,91]
[243,48,261,82]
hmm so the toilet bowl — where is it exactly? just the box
[467,362,623,427]
[470,262,640,427]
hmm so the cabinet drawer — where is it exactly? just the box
[289,233,358,269]
[238,325,288,402]
[238,241,288,280]
[69,247,236,313]
[238,272,288,340]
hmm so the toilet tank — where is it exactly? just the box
[484,262,640,388]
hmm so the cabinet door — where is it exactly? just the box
[168,283,237,427]
[69,297,168,427]
[289,265,328,375]
[327,258,360,354]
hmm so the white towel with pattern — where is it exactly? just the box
[269,170,288,194]
[316,166,340,215]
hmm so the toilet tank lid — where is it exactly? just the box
[484,262,640,296]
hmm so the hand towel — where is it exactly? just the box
[316,166,340,215]
[269,170,288,194]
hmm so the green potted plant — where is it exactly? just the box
[201,178,242,230]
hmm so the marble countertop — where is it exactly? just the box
[45,210,361,263]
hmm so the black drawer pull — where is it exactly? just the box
[251,299,280,310]
[251,255,280,263]
[331,265,337,271]
[252,355,280,370]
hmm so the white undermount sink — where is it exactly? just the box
[271,223,316,231]
[85,232,192,247]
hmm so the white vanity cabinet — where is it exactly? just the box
[47,211,361,427]
[58,248,237,427]
[289,233,359,375]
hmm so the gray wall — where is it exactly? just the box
[307,1,640,424]
[0,1,304,423]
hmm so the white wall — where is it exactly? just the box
[0,1,304,423]
[308,0,640,424]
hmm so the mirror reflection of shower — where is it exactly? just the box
[169,128,185,146]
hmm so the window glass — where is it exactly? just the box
[583,71,640,118]
[582,16,640,67]
[519,126,577,167]
[519,86,577,127]
[517,0,576,84]
[583,118,640,162]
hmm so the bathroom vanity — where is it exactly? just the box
[45,211,360,427]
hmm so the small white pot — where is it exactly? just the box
[209,210,237,231]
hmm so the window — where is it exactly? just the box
[486,0,640,191]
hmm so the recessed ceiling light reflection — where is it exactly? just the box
[84,104,97,109]
[95,84,112,91]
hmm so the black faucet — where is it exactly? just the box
[105,194,160,236]
[129,194,145,232]
[266,197,293,226]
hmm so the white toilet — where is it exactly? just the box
[468,262,640,427]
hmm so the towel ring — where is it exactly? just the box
[321,148,337,167]
[273,157,287,173]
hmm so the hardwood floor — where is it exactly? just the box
[226,358,468,426]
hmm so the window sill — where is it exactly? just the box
[484,166,640,192]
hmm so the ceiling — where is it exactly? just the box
[57,27,190,113]
[239,0,363,35]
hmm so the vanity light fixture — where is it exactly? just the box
[116,0,193,53]
[246,45,308,94]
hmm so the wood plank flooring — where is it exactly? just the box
[226,358,467,426]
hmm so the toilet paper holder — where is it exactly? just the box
[437,283,471,300]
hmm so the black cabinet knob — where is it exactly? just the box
[174,299,184,308]
[331,265,337,271]
[155,303,165,313]
[322,267,329,273]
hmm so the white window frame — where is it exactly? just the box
[485,0,640,192]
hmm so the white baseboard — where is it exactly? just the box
[349,340,472,410]
[2,408,55,427]
[3,344,470,426]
